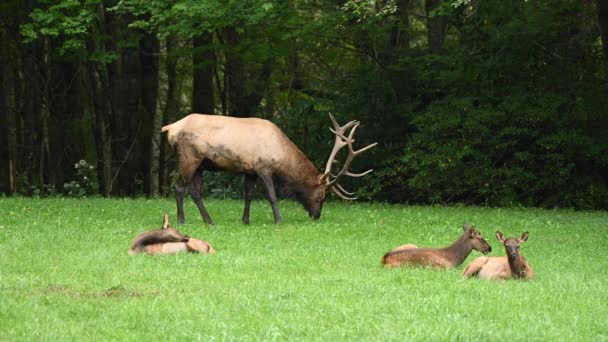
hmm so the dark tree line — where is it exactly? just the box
[1,0,607,209]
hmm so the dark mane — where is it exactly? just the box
[274,173,313,208]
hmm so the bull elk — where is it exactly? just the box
[382,224,492,268]
[463,231,534,280]
[162,113,377,224]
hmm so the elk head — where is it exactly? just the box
[161,213,190,242]
[496,231,528,260]
[464,223,492,254]
[306,114,377,219]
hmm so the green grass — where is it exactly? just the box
[1,197,607,341]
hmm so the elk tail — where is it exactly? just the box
[161,124,172,132]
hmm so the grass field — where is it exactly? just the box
[1,197,607,341]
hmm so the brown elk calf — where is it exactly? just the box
[162,113,376,224]
[129,214,215,255]
[382,224,492,268]
[463,231,534,280]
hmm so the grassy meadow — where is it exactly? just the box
[0,197,607,341]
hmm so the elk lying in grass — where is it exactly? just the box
[162,113,377,224]
[129,214,215,255]
[382,224,492,268]
[463,231,534,280]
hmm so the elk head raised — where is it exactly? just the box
[496,231,529,260]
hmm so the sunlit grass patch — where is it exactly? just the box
[1,197,607,340]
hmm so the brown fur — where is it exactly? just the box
[463,231,534,280]
[129,214,190,255]
[137,239,216,255]
[129,214,215,256]
[382,224,492,268]
[162,114,333,224]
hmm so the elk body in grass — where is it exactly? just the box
[382,224,492,268]
[162,113,377,224]
[463,231,534,280]
[129,214,215,255]
[129,213,190,255]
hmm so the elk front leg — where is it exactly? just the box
[242,173,258,224]
[189,170,214,225]
[259,172,282,224]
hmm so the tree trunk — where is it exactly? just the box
[38,37,51,192]
[87,2,113,197]
[139,32,160,196]
[425,0,447,53]
[21,41,42,191]
[1,27,18,194]
[391,0,411,52]
[160,37,180,194]
[223,27,268,118]
[598,0,608,93]
[192,32,215,114]
[223,27,248,117]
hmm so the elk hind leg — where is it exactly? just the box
[259,172,282,224]
[189,169,214,225]
[462,257,489,279]
[242,173,258,224]
[174,156,201,224]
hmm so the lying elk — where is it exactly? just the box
[129,213,190,255]
[463,231,534,280]
[382,224,492,268]
[129,214,215,255]
[162,113,377,224]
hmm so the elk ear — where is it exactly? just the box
[518,232,529,243]
[463,223,470,232]
[162,213,170,229]
[319,172,330,185]
[495,231,506,243]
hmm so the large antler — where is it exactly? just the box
[323,113,377,200]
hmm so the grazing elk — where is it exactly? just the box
[382,224,492,268]
[463,231,534,280]
[162,113,377,224]
[129,214,215,255]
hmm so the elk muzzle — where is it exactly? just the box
[307,202,323,220]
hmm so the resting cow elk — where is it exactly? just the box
[162,113,377,224]
[463,231,534,280]
[129,213,190,255]
[382,224,492,268]
[129,214,215,255]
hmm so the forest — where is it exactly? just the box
[1,0,607,209]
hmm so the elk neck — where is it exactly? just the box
[441,233,474,266]
[508,254,528,278]
[274,148,321,203]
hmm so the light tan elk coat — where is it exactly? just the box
[382,224,492,268]
[162,113,376,224]
[129,214,214,255]
[463,231,534,280]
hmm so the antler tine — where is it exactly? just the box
[353,142,378,156]
[331,186,358,200]
[329,112,358,132]
[345,169,373,177]
[334,182,355,195]
[324,113,377,196]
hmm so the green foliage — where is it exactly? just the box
[370,92,608,209]
[20,0,98,56]
[1,198,608,340]
[8,0,608,209]
[63,160,98,197]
